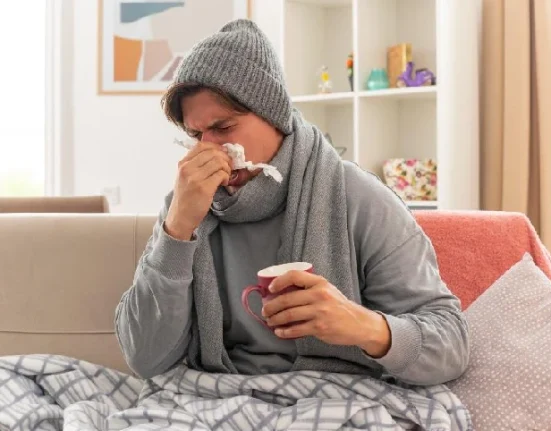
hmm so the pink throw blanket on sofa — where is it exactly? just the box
[414,210,551,309]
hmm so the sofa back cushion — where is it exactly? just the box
[0,211,549,372]
[0,214,155,374]
[414,210,551,309]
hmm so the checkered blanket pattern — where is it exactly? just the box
[0,354,472,430]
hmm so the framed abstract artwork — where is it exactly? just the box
[98,0,252,95]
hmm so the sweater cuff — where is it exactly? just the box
[146,222,198,280]
[371,313,422,374]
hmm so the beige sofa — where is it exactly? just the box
[0,211,549,377]
[0,214,153,374]
[0,196,110,213]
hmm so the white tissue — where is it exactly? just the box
[174,139,282,183]
[223,143,283,183]
[174,138,196,150]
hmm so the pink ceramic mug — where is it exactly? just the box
[241,262,313,329]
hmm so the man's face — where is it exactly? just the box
[181,90,283,192]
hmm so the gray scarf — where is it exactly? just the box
[187,110,382,376]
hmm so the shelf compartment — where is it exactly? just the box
[285,0,353,96]
[356,0,437,90]
[357,97,437,181]
[294,102,354,162]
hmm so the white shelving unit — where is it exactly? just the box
[254,0,480,210]
[358,87,437,100]
[405,200,439,209]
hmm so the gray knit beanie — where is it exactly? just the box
[175,19,293,135]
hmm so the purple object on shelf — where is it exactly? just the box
[397,62,436,87]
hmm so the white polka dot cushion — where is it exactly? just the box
[447,253,551,430]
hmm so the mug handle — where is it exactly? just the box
[241,285,271,328]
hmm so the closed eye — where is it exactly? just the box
[212,125,234,134]
[185,122,235,140]
[188,130,202,139]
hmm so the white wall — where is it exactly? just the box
[70,1,184,213]
[68,0,264,213]
[251,0,283,59]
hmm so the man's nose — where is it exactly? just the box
[200,131,224,145]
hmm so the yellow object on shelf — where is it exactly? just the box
[318,65,332,94]
[387,43,412,88]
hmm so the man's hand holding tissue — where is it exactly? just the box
[165,141,232,241]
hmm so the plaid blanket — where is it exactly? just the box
[0,355,472,430]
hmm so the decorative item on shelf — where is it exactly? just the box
[346,53,354,91]
[396,62,436,87]
[323,133,347,157]
[318,65,332,94]
[365,68,389,91]
[382,158,437,201]
[387,43,412,88]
